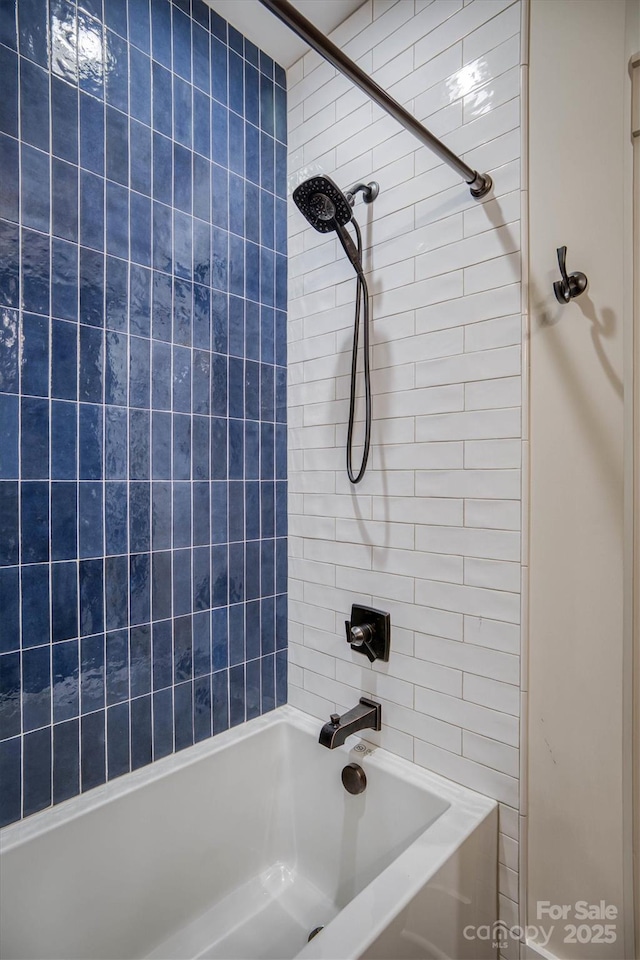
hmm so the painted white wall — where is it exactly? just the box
[286,0,525,948]
[527,1,636,957]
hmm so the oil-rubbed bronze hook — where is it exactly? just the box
[553,245,588,304]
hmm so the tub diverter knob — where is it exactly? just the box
[342,762,367,795]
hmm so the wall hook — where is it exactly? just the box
[553,245,588,304]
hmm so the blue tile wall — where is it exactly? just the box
[0,0,288,828]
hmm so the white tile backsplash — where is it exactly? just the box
[288,0,523,915]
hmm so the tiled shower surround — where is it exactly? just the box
[0,0,288,827]
[287,0,524,945]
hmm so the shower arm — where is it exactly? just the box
[258,0,493,199]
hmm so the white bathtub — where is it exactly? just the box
[0,706,497,960]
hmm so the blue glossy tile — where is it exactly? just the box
[228,173,244,238]
[211,606,227,671]
[173,279,192,346]
[275,142,287,199]
[130,553,150,626]
[0,224,19,309]
[23,727,51,816]
[104,0,126,37]
[192,350,210,415]
[130,120,151,194]
[51,401,77,479]
[152,481,171,550]
[106,628,128,704]
[174,75,192,148]
[0,651,21,738]
[129,336,150,409]
[152,202,172,274]
[261,421,274,479]
[192,21,209,94]
[260,362,274,422]
[20,398,48,480]
[0,0,17,49]
[150,0,170,67]
[0,47,18,138]
[245,599,260,659]
[172,548,191,616]
[245,420,259,481]
[152,619,172,690]
[52,561,78,641]
[52,159,78,244]
[151,343,170,413]
[244,182,259,245]
[79,246,104,327]
[79,402,103,479]
[151,271,171,344]
[106,181,129,258]
[79,93,104,176]
[172,5,191,81]
[129,409,150,479]
[245,657,260,721]
[0,568,19,654]
[259,50,273,80]
[173,210,192,280]
[81,708,105,790]
[228,295,243,359]
[260,537,274,598]
[79,557,104,635]
[275,649,287,707]
[276,479,287,535]
[21,562,50,647]
[172,345,191,412]
[21,144,50,233]
[51,481,78,561]
[275,83,287,144]
[211,542,227,608]
[105,332,127,406]
[261,653,275,714]
[211,163,227,230]
[50,0,77,82]
[0,482,19,565]
[171,413,189,477]
[228,540,244,603]
[105,480,128,554]
[210,9,225,41]
[173,679,193,751]
[79,481,104,558]
[193,481,210,544]
[20,314,48,399]
[275,200,287,255]
[81,633,104,715]
[228,50,243,117]
[193,217,210,288]
[77,10,104,96]
[228,234,244,299]
[245,480,259,541]
[193,544,210,609]
[106,105,128,185]
[211,227,228,292]
[128,479,150,550]
[211,290,228,354]
[105,554,127,631]
[275,593,287,649]
[244,299,259,362]
[105,406,127,478]
[210,481,227,544]
[276,252,287,309]
[260,594,274,655]
[172,482,190,548]
[79,323,104,403]
[229,662,244,727]
[152,61,172,136]
[107,701,130,778]
[192,414,210,481]
[173,143,192,215]
[245,39,258,67]
[131,693,152,769]
[53,640,79,722]
[228,418,243,480]
[130,194,152,268]
[228,23,242,54]
[51,240,79,323]
[23,645,51,732]
[130,47,151,125]
[152,687,173,758]
[21,228,50,316]
[246,242,260,303]
[105,256,128,329]
[245,540,259,603]
[151,549,171,621]
[210,416,226,481]
[244,360,259,422]
[275,62,286,89]
[212,667,228,733]
[210,37,226,105]
[211,100,228,167]
[260,189,274,249]
[0,135,19,224]
[128,0,150,52]
[193,88,210,159]
[261,481,274,540]
[0,738,21,825]
[259,247,274,309]
[261,132,274,193]
[193,284,210,350]
[228,111,244,177]
[194,673,212,742]
[130,623,151,696]
[172,613,191,683]
[245,63,259,127]
[275,310,287,365]
[18,0,48,66]
[20,58,49,150]
[192,611,210,678]
[129,263,151,335]
[53,718,79,802]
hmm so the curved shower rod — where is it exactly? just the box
[258,0,493,199]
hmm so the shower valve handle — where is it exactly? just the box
[553,245,588,304]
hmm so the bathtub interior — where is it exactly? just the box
[0,712,452,960]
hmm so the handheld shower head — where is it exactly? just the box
[292,176,353,233]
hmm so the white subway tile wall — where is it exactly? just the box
[287,0,523,929]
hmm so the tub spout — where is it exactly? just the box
[319,698,382,749]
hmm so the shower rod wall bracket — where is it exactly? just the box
[259,0,493,200]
